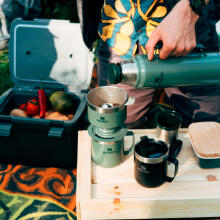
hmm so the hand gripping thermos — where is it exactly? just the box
[107,53,220,88]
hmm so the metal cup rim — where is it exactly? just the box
[134,151,168,164]
[134,140,168,164]
[86,86,128,113]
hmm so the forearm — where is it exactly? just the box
[146,0,200,60]
[180,0,199,22]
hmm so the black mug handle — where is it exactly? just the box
[165,156,179,182]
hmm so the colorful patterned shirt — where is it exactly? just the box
[98,0,168,60]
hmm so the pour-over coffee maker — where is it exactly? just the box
[86,86,135,168]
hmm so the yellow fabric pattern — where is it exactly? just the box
[98,0,168,59]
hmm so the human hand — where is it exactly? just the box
[145,0,199,60]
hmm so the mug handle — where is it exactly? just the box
[123,130,135,157]
[165,156,179,182]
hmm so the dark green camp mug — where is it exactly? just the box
[88,125,134,168]
[86,86,134,129]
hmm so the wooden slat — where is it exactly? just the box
[92,180,220,199]
[91,159,220,184]
[76,130,92,220]
[80,198,220,219]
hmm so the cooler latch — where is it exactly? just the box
[48,127,64,138]
[0,123,12,137]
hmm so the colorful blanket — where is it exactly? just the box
[0,164,77,220]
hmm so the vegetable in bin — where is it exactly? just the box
[49,91,75,114]
[26,99,40,116]
[18,103,26,111]
[38,88,47,118]
[10,109,28,117]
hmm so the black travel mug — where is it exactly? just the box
[134,136,179,188]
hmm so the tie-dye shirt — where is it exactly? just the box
[98,0,168,60]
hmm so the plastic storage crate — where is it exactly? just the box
[0,18,93,169]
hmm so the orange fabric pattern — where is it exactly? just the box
[0,164,77,219]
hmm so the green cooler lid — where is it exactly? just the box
[9,18,93,92]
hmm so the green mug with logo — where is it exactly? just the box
[88,125,134,167]
[86,86,134,129]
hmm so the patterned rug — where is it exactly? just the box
[0,164,77,220]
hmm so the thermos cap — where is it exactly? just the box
[107,63,122,84]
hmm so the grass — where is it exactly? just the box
[0,50,13,95]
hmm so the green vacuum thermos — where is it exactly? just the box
[107,53,220,88]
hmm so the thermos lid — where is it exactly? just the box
[107,63,122,84]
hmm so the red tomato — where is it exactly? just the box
[26,99,40,116]
[18,103,26,111]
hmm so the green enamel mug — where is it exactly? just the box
[88,125,135,168]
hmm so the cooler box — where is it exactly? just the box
[0,18,93,169]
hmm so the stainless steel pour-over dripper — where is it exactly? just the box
[86,86,134,130]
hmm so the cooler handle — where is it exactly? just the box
[0,123,12,137]
[48,127,64,138]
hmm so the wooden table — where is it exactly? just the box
[76,129,220,220]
